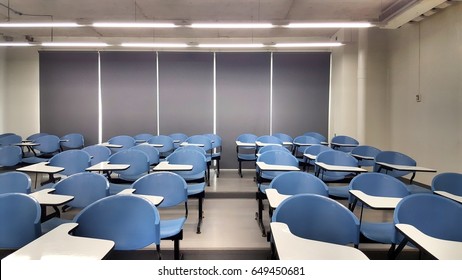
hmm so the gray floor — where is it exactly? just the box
[21,168,420,260]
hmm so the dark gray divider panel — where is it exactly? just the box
[39,51,99,145]
[272,52,330,139]
[100,51,157,141]
[158,52,214,136]
[216,52,271,169]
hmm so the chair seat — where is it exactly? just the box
[406,184,432,194]
[41,217,72,234]
[109,182,132,195]
[160,217,187,239]
[187,183,206,196]
[360,222,395,244]
[328,185,350,199]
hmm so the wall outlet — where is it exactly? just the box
[416,94,422,102]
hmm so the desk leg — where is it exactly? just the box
[409,172,416,184]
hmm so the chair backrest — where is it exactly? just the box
[108,149,150,178]
[185,135,212,151]
[258,144,291,155]
[33,134,61,154]
[0,193,42,249]
[330,135,359,152]
[73,195,160,250]
[26,132,49,141]
[269,172,328,196]
[303,132,327,143]
[374,151,416,178]
[48,150,91,177]
[293,135,321,156]
[134,133,154,142]
[349,173,410,197]
[431,172,462,196]
[272,194,360,246]
[165,149,207,182]
[315,150,358,181]
[60,133,85,150]
[236,133,258,156]
[148,135,174,155]
[272,133,293,143]
[257,150,299,180]
[82,144,112,165]
[168,133,188,149]
[303,144,332,156]
[132,172,188,208]
[130,144,160,166]
[236,133,257,143]
[108,135,136,152]
[394,193,462,242]
[53,172,109,209]
[0,171,31,194]
[256,135,283,145]
[203,133,222,150]
[0,146,23,167]
[0,134,22,146]
[351,145,381,167]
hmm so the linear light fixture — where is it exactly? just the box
[0,42,33,46]
[41,42,110,47]
[274,42,343,48]
[190,23,274,29]
[286,22,374,28]
[121,43,189,48]
[197,43,265,48]
[93,22,176,28]
[0,22,81,28]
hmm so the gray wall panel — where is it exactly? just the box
[216,52,271,169]
[158,52,214,136]
[100,52,157,140]
[272,52,330,139]
[39,51,99,145]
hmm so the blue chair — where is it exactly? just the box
[315,150,360,199]
[107,135,136,153]
[330,135,359,152]
[0,146,23,168]
[0,134,22,146]
[258,145,291,156]
[351,145,381,167]
[60,133,84,150]
[166,149,207,234]
[148,135,174,159]
[349,173,410,246]
[72,195,161,258]
[40,172,110,233]
[236,133,258,177]
[130,144,160,166]
[0,193,42,249]
[303,132,327,143]
[269,171,329,197]
[292,135,321,167]
[272,133,294,151]
[255,135,283,154]
[272,194,360,247]
[374,151,430,194]
[185,135,213,184]
[302,144,332,172]
[131,172,188,259]
[26,132,49,142]
[107,149,150,194]
[393,193,462,259]
[0,171,31,194]
[134,133,154,143]
[82,144,112,166]
[431,172,462,196]
[41,150,91,188]
[168,133,188,150]
[203,133,222,178]
[22,134,61,164]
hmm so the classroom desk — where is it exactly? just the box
[235,140,256,147]
[315,162,367,179]
[180,142,204,147]
[152,161,193,172]
[330,142,359,150]
[270,222,369,260]
[349,190,402,225]
[100,142,123,149]
[350,153,375,161]
[394,224,462,260]
[141,143,164,148]
[14,142,40,156]
[375,161,436,184]
[117,189,164,206]
[3,223,114,260]
[434,191,462,204]
[17,162,65,188]
[256,162,300,172]
[255,141,282,147]
[265,188,291,209]
[86,161,130,172]
[29,189,74,222]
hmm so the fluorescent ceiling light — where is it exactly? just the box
[93,22,176,28]
[274,42,343,48]
[0,42,32,46]
[286,22,374,28]
[197,43,265,48]
[121,43,188,48]
[41,42,110,47]
[0,22,81,28]
[190,23,274,29]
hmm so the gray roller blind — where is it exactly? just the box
[272,52,330,138]
[100,51,157,141]
[39,51,99,145]
[216,52,271,169]
[158,52,214,136]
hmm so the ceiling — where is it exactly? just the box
[0,0,456,45]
